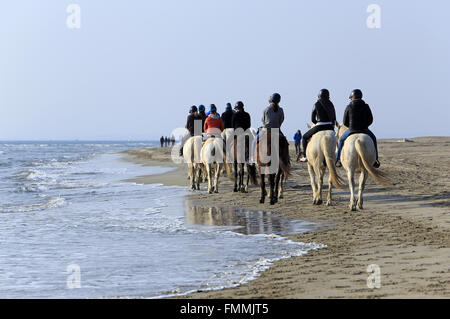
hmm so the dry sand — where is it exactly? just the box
[122,137,450,298]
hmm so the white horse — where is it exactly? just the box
[201,137,232,193]
[305,125,345,205]
[183,136,203,190]
[337,124,390,211]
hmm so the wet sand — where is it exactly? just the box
[122,137,450,298]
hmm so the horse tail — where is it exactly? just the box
[321,135,345,189]
[279,136,292,180]
[248,163,258,185]
[355,139,390,187]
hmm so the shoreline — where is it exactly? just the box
[122,137,450,298]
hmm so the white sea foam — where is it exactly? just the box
[0,196,67,213]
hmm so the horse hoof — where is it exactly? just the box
[208,190,213,194]
[326,201,332,206]
[279,195,283,199]
[260,198,265,204]
[350,205,356,211]
[214,190,219,193]
[316,199,323,205]
[270,199,276,205]
[233,188,238,192]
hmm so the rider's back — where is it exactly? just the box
[232,111,251,131]
[262,105,284,129]
[343,99,373,132]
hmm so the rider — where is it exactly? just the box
[198,105,207,132]
[204,104,224,136]
[221,103,234,129]
[232,101,251,131]
[179,105,201,156]
[231,101,252,161]
[251,93,286,162]
[298,89,337,162]
[335,89,380,168]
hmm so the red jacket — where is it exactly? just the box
[204,114,224,134]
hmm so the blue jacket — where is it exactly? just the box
[293,132,302,144]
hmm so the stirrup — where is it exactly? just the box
[335,159,342,167]
[373,160,380,168]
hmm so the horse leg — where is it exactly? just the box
[214,164,221,193]
[278,172,285,199]
[357,170,368,209]
[207,164,213,194]
[245,163,250,193]
[307,163,318,204]
[274,169,282,202]
[347,169,356,211]
[188,163,196,190]
[195,164,201,190]
[269,174,276,205]
[239,164,245,192]
[326,173,332,206]
[233,162,238,192]
[316,165,325,205]
[260,173,266,203]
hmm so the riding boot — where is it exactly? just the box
[373,160,380,168]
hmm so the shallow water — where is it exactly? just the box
[185,206,318,236]
[0,142,324,298]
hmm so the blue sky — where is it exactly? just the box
[1,0,449,140]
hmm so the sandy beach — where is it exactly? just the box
[122,137,450,298]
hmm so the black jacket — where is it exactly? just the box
[198,112,207,132]
[343,99,373,132]
[311,99,336,124]
[221,109,235,129]
[186,114,201,136]
[232,110,251,131]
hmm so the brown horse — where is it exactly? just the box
[251,128,291,205]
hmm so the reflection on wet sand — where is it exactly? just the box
[185,205,316,235]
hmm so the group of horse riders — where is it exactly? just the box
[179,89,380,170]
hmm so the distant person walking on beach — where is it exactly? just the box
[160,136,164,147]
[171,135,175,146]
[335,89,380,168]
[293,130,302,158]
[179,105,201,157]
[298,89,336,162]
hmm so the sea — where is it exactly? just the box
[0,141,324,298]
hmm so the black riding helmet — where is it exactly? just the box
[349,89,363,99]
[234,101,244,110]
[269,93,281,104]
[318,88,330,99]
[189,105,198,113]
